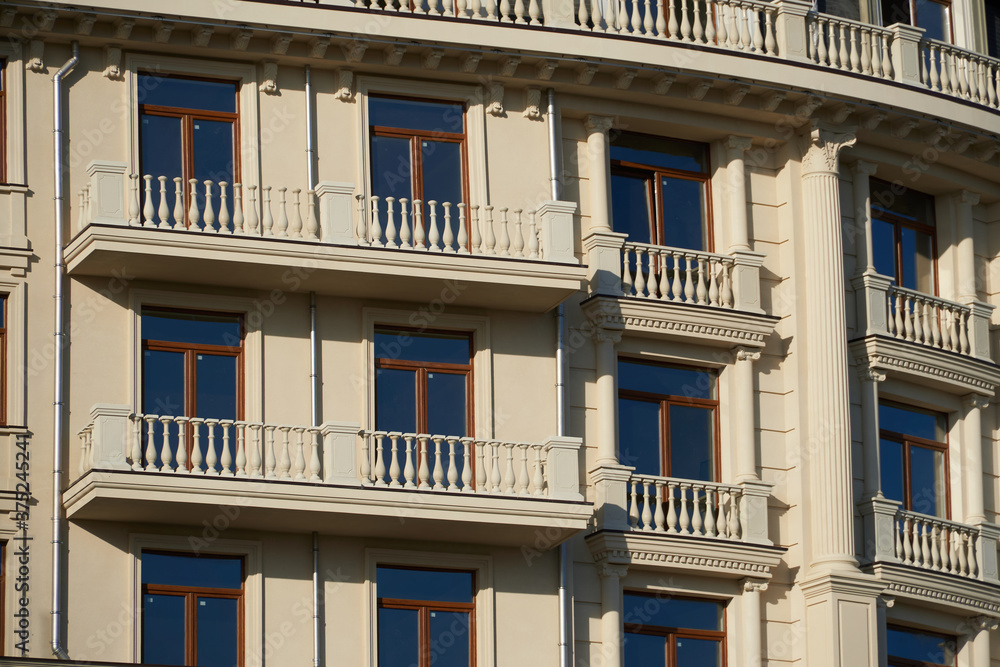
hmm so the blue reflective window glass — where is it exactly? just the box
[619,398,661,475]
[197,597,240,667]
[624,633,666,666]
[193,119,235,189]
[618,360,714,400]
[143,310,241,347]
[371,135,414,202]
[871,218,896,281]
[142,593,186,666]
[888,626,957,665]
[142,552,243,589]
[909,445,946,517]
[376,368,417,433]
[140,114,183,185]
[196,354,238,421]
[611,173,654,244]
[378,607,419,667]
[611,134,708,174]
[915,0,948,41]
[623,594,723,631]
[879,403,945,442]
[137,74,237,114]
[879,438,905,504]
[370,97,464,134]
[427,372,467,438]
[143,349,185,416]
[429,611,471,667]
[375,331,470,365]
[377,567,474,604]
[661,176,707,251]
[676,637,723,667]
[669,404,714,481]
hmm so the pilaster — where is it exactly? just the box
[801,572,885,667]
[850,160,879,276]
[970,615,999,667]
[598,562,629,667]
[725,135,753,252]
[733,346,761,482]
[742,579,768,667]
[593,326,623,465]
[585,115,615,234]
[858,365,886,500]
[953,190,981,301]
[964,394,989,524]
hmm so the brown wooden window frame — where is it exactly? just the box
[623,592,727,667]
[610,131,714,252]
[137,72,241,211]
[0,58,6,185]
[870,179,939,296]
[0,294,7,427]
[376,565,477,667]
[141,551,245,667]
[617,358,721,482]
[887,624,958,667]
[879,401,950,519]
[373,327,474,437]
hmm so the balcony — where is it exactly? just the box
[281,0,1000,113]
[587,466,784,578]
[851,272,1000,394]
[861,497,1000,615]
[582,232,777,347]
[65,161,585,312]
[65,405,591,546]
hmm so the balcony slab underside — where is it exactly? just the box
[586,530,785,579]
[583,295,778,348]
[849,336,1000,395]
[64,469,592,546]
[65,225,586,312]
[864,562,1000,616]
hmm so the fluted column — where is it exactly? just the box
[953,190,981,301]
[742,579,767,667]
[734,347,761,482]
[594,328,623,465]
[876,596,894,667]
[850,161,879,275]
[800,123,857,571]
[599,563,628,667]
[964,394,989,524]
[970,615,998,667]
[859,366,886,500]
[726,136,753,252]
[586,115,615,233]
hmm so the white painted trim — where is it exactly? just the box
[127,289,264,421]
[124,54,260,192]
[355,75,490,210]
[129,534,263,666]
[364,548,495,667]
[361,307,493,440]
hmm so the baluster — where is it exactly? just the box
[728,490,741,539]
[498,208,511,256]
[157,176,171,229]
[764,9,775,55]
[246,186,259,235]
[948,48,960,96]
[431,436,446,490]
[470,205,482,253]
[630,0,641,34]
[893,517,904,560]
[721,261,734,307]
[919,519,931,568]
[684,255,696,302]
[718,488,730,537]
[427,201,442,251]
[740,4,752,50]
[826,21,839,68]
[304,190,319,240]
[870,33,882,78]
[955,531,969,575]
[403,435,417,488]
[918,299,930,345]
[937,525,951,572]
[658,251,670,300]
[248,424,263,478]
[696,258,708,304]
[816,19,828,66]
[130,416,143,471]
[483,205,497,254]
[388,432,402,487]
[527,211,540,259]
[159,417,174,473]
[902,295,914,340]
[752,6,764,53]
[679,0,691,41]
[143,175,156,228]
[308,429,322,482]
[232,184,245,235]
[646,249,660,299]
[261,186,274,237]
[947,307,959,351]
[474,439,486,492]
[412,199,426,249]
[987,62,998,107]
[665,481,678,532]
[643,0,654,36]
[275,427,290,479]
[667,0,678,39]
[705,0,716,45]
[234,422,246,477]
[289,189,304,239]
[622,248,635,296]
[837,23,849,70]
[653,481,665,531]
[967,532,978,577]
[959,310,970,354]
[457,204,470,254]
[220,421,235,476]
[691,485,703,535]
[578,0,590,29]
[274,187,289,237]
[513,0,526,23]
[373,432,387,487]
[490,441,502,493]
[670,252,683,301]
[264,426,277,479]
[442,203,456,253]
[901,516,913,563]
[517,443,531,495]
[384,197,398,248]
[930,523,941,570]
[678,484,691,534]
[891,294,903,338]
[359,431,373,484]
[616,0,627,33]
[692,0,704,43]
[417,435,432,489]
[204,420,219,475]
[629,481,640,529]
[502,443,517,494]
[634,248,647,297]
[717,2,729,47]
[203,181,217,233]
[144,416,159,471]
[464,438,477,493]
[849,25,860,72]
[511,209,525,258]
[639,482,653,530]
[431,0,443,16]
[446,436,460,491]
[930,302,942,348]
[218,182,233,234]
[704,488,717,536]
[368,196,383,246]
[355,194,368,245]
[128,174,141,226]
[708,258,720,306]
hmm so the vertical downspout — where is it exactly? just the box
[51,41,79,660]
[548,87,573,667]
[306,64,322,667]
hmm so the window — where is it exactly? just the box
[618,359,718,481]
[142,308,243,468]
[881,0,951,42]
[610,133,711,251]
[141,551,244,667]
[369,96,467,251]
[871,181,937,294]
[376,566,475,667]
[374,329,472,438]
[623,593,726,667]
[887,625,957,667]
[138,73,239,207]
[879,402,949,518]
[988,0,1000,58]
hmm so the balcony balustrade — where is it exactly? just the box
[622,242,735,308]
[68,405,589,545]
[884,284,972,356]
[625,474,743,539]
[66,161,585,311]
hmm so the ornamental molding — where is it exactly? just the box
[103,45,123,81]
[799,122,857,175]
[970,615,1000,632]
[652,73,676,95]
[585,114,614,134]
[486,83,504,117]
[523,88,542,120]
[760,90,785,112]
[590,547,772,575]
[384,45,405,67]
[883,581,1000,615]
[851,337,1000,395]
[742,578,769,593]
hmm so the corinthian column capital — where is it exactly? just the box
[585,115,615,134]
[726,135,753,153]
[800,123,857,176]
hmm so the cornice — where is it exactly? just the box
[850,336,1000,395]
[867,562,1000,615]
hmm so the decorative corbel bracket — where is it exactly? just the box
[523,88,542,120]
[271,33,293,55]
[309,36,331,59]
[334,69,354,101]
[536,60,557,81]
[499,56,520,77]
[384,45,406,66]
[724,83,750,106]
[75,14,97,36]
[103,45,124,81]
[422,49,444,70]
[259,61,279,95]
[231,28,253,51]
[760,90,786,112]
[486,82,504,116]
[687,80,712,100]
[27,40,44,73]
[576,64,597,85]
[653,72,675,95]
[460,53,481,73]
[342,40,368,63]
[192,26,214,48]
[614,69,636,91]
[153,21,174,44]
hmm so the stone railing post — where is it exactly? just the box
[539,0,578,29]
[536,200,578,263]
[888,23,927,85]
[963,300,994,360]
[88,404,133,471]
[859,497,902,564]
[583,231,627,296]
[731,250,765,313]
[321,421,362,486]
[975,522,1000,585]
[87,160,128,226]
[739,479,774,545]
[314,181,357,245]
[773,0,813,63]
[851,271,892,337]
[591,465,633,532]
[544,436,584,501]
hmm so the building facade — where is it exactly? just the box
[0,0,999,665]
